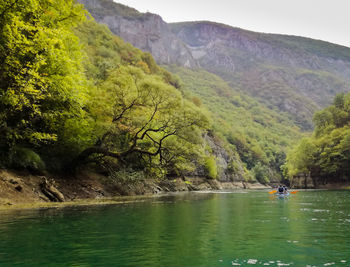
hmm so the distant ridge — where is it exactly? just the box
[78,0,350,130]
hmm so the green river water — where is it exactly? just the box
[0,190,350,266]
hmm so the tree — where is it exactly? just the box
[286,92,350,185]
[0,0,87,151]
[74,66,209,175]
[285,137,318,183]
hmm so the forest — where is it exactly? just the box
[0,0,211,180]
[1,0,348,186]
[285,92,350,185]
[1,1,350,266]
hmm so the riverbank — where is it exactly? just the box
[0,169,269,208]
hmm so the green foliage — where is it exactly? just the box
[0,1,309,185]
[109,168,145,184]
[86,64,209,175]
[73,21,175,82]
[9,147,45,172]
[252,163,269,184]
[0,1,209,178]
[284,137,317,177]
[71,20,210,177]
[285,93,350,182]
[166,65,303,181]
[0,0,87,151]
[205,156,217,179]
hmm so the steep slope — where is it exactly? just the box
[78,0,350,131]
[170,21,350,130]
[166,65,302,181]
[78,0,197,68]
[76,0,350,181]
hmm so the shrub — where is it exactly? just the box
[109,168,146,184]
[9,147,46,172]
[205,156,217,179]
[252,162,269,184]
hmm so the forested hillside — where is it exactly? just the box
[2,0,277,185]
[0,0,215,181]
[3,0,349,186]
[78,0,350,132]
[166,66,302,182]
[170,22,350,131]
[0,0,88,169]
[285,93,350,186]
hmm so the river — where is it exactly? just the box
[0,190,349,266]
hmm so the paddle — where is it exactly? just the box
[268,190,298,194]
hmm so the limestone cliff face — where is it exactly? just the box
[78,0,197,68]
[171,21,350,78]
[204,134,245,182]
[170,22,350,130]
[78,0,350,130]
[184,134,246,182]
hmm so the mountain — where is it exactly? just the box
[171,21,350,130]
[75,0,350,182]
[77,0,197,68]
[78,0,350,131]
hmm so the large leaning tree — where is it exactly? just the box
[74,66,209,174]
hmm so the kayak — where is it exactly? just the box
[276,192,290,197]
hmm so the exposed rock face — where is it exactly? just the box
[76,0,350,180]
[78,0,350,130]
[181,134,246,182]
[78,0,197,68]
[204,134,245,182]
[170,22,350,130]
[171,21,350,76]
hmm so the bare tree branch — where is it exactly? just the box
[112,98,137,122]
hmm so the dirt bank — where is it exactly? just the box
[0,169,269,207]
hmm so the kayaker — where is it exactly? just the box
[278,185,284,194]
[283,185,288,194]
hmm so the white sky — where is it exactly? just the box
[114,0,350,48]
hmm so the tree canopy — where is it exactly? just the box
[0,0,87,149]
[285,92,350,184]
[0,4,211,179]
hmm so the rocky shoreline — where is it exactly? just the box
[0,169,270,207]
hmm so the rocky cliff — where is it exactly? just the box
[76,0,350,183]
[170,21,350,129]
[78,0,350,130]
[78,0,197,68]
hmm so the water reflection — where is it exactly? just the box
[0,190,349,266]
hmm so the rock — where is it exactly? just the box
[77,0,198,68]
[207,179,222,190]
[79,0,350,131]
[204,133,246,182]
[9,179,18,185]
[14,185,22,192]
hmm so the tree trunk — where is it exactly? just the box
[40,177,65,202]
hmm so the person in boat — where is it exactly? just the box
[283,185,288,194]
[277,185,284,194]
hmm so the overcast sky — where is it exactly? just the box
[114,0,350,48]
